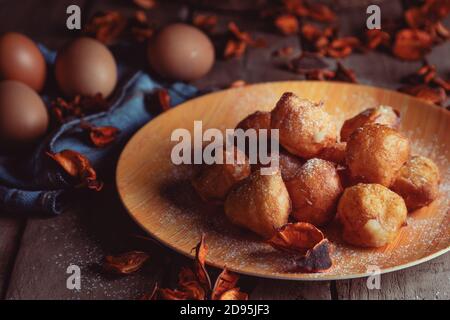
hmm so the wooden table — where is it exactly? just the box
[0,0,448,300]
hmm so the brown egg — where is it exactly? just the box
[55,37,117,98]
[0,32,47,92]
[147,23,215,81]
[0,81,49,146]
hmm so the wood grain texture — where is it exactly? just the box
[335,253,450,300]
[117,81,450,281]
[251,279,332,300]
[5,186,166,300]
[0,217,24,298]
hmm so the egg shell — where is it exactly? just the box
[0,80,49,146]
[55,37,117,98]
[0,32,47,92]
[147,23,215,81]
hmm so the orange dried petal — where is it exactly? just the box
[211,268,240,300]
[295,238,333,272]
[267,222,325,254]
[307,2,336,23]
[193,234,211,292]
[334,62,357,83]
[80,122,120,147]
[103,251,149,274]
[193,14,218,33]
[224,39,247,59]
[399,84,446,105]
[275,14,299,35]
[219,288,249,300]
[47,150,103,191]
[178,268,207,300]
[229,80,247,88]
[158,288,189,300]
[393,29,433,61]
[133,0,156,10]
[83,11,127,45]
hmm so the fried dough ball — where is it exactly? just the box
[391,156,440,211]
[318,142,347,165]
[236,111,271,132]
[278,149,304,181]
[340,105,400,142]
[192,146,250,203]
[235,110,272,156]
[251,148,303,182]
[271,92,337,159]
[346,124,410,187]
[285,158,343,226]
[337,183,407,247]
[224,170,291,238]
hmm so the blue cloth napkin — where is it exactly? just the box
[0,44,198,216]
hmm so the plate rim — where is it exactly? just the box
[116,80,450,281]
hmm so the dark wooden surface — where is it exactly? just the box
[0,0,449,300]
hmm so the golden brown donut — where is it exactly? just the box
[337,183,407,248]
[271,92,337,159]
[285,158,343,226]
[192,146,250,203]
[224,170,291,238]
[278,149,304,181]
[318,141,347,165]
[346,124,410,187]
[250,148,303,182]
[391,156,440,211]
[236,110,271,132]
[340,105,400,142]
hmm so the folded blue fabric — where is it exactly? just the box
[0,44,198,215]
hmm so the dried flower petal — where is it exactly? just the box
[301,23,323,42]
[129,10,154,42]
[392,29,433,61]
[158,288,189,300]
[399,84,446,105]
[47,150,103,190]
[306,2,336,23]
[334,62,357,83]
[295,239,333,272]
[229,80,247,88]
[133,0,156,10]
[178,267,207,300]
[327,37,362,58]
[154,235,248,300]
[365,29,390,50]
[83,11,127,45]
[227,22,267,48]
[283,0,336,23]
[193,14,218,33]
[50,94,109,124]
[211,268,239,300]
[80,122,120,147]
[193,234,211,292]
[147,89,171,113]
[219,288,249,300]
[275,14,299,35]
[267,222,325,254]
[103,251,149,274]
[224,39,247,59]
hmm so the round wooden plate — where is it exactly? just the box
[117,81,450,280]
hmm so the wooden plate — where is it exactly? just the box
[117,81,450,280]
